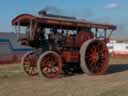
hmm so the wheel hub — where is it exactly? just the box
[92,53,99,63]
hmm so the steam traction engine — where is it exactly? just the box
[12,11,116,78]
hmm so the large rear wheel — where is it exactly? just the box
[80,39,109,75]
[37,51,62,78]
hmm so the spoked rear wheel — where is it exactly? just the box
[21,52,38,76]
[37,51,62,78]
[80,39,109,75]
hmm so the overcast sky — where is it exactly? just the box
[0,0,128,37]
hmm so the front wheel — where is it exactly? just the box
[37,51,62,78]
[21,52,38,76]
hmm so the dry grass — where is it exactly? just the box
[0,56,128,96]
[97,84,128,96]
[0,64,23,79]
[110,56,128,64]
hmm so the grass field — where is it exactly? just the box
[0,56,128,96]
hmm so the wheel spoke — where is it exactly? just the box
[41,61,48,67]
[31,67,35,74]
[52,67,58,72]
[42,67,47,73]
[29,66,33,74]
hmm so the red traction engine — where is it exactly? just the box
[12,11,116,78]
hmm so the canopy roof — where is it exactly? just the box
[12,14,35,26]
[12,14,116,30]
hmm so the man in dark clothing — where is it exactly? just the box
[39,27,49,53]
[48,28,64,50]
[33,27,49,57]
[48,28,58,50]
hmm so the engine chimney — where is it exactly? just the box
[38,9,76,20]
[38,10,47,17]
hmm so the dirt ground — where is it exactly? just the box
[0,56,128,96]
